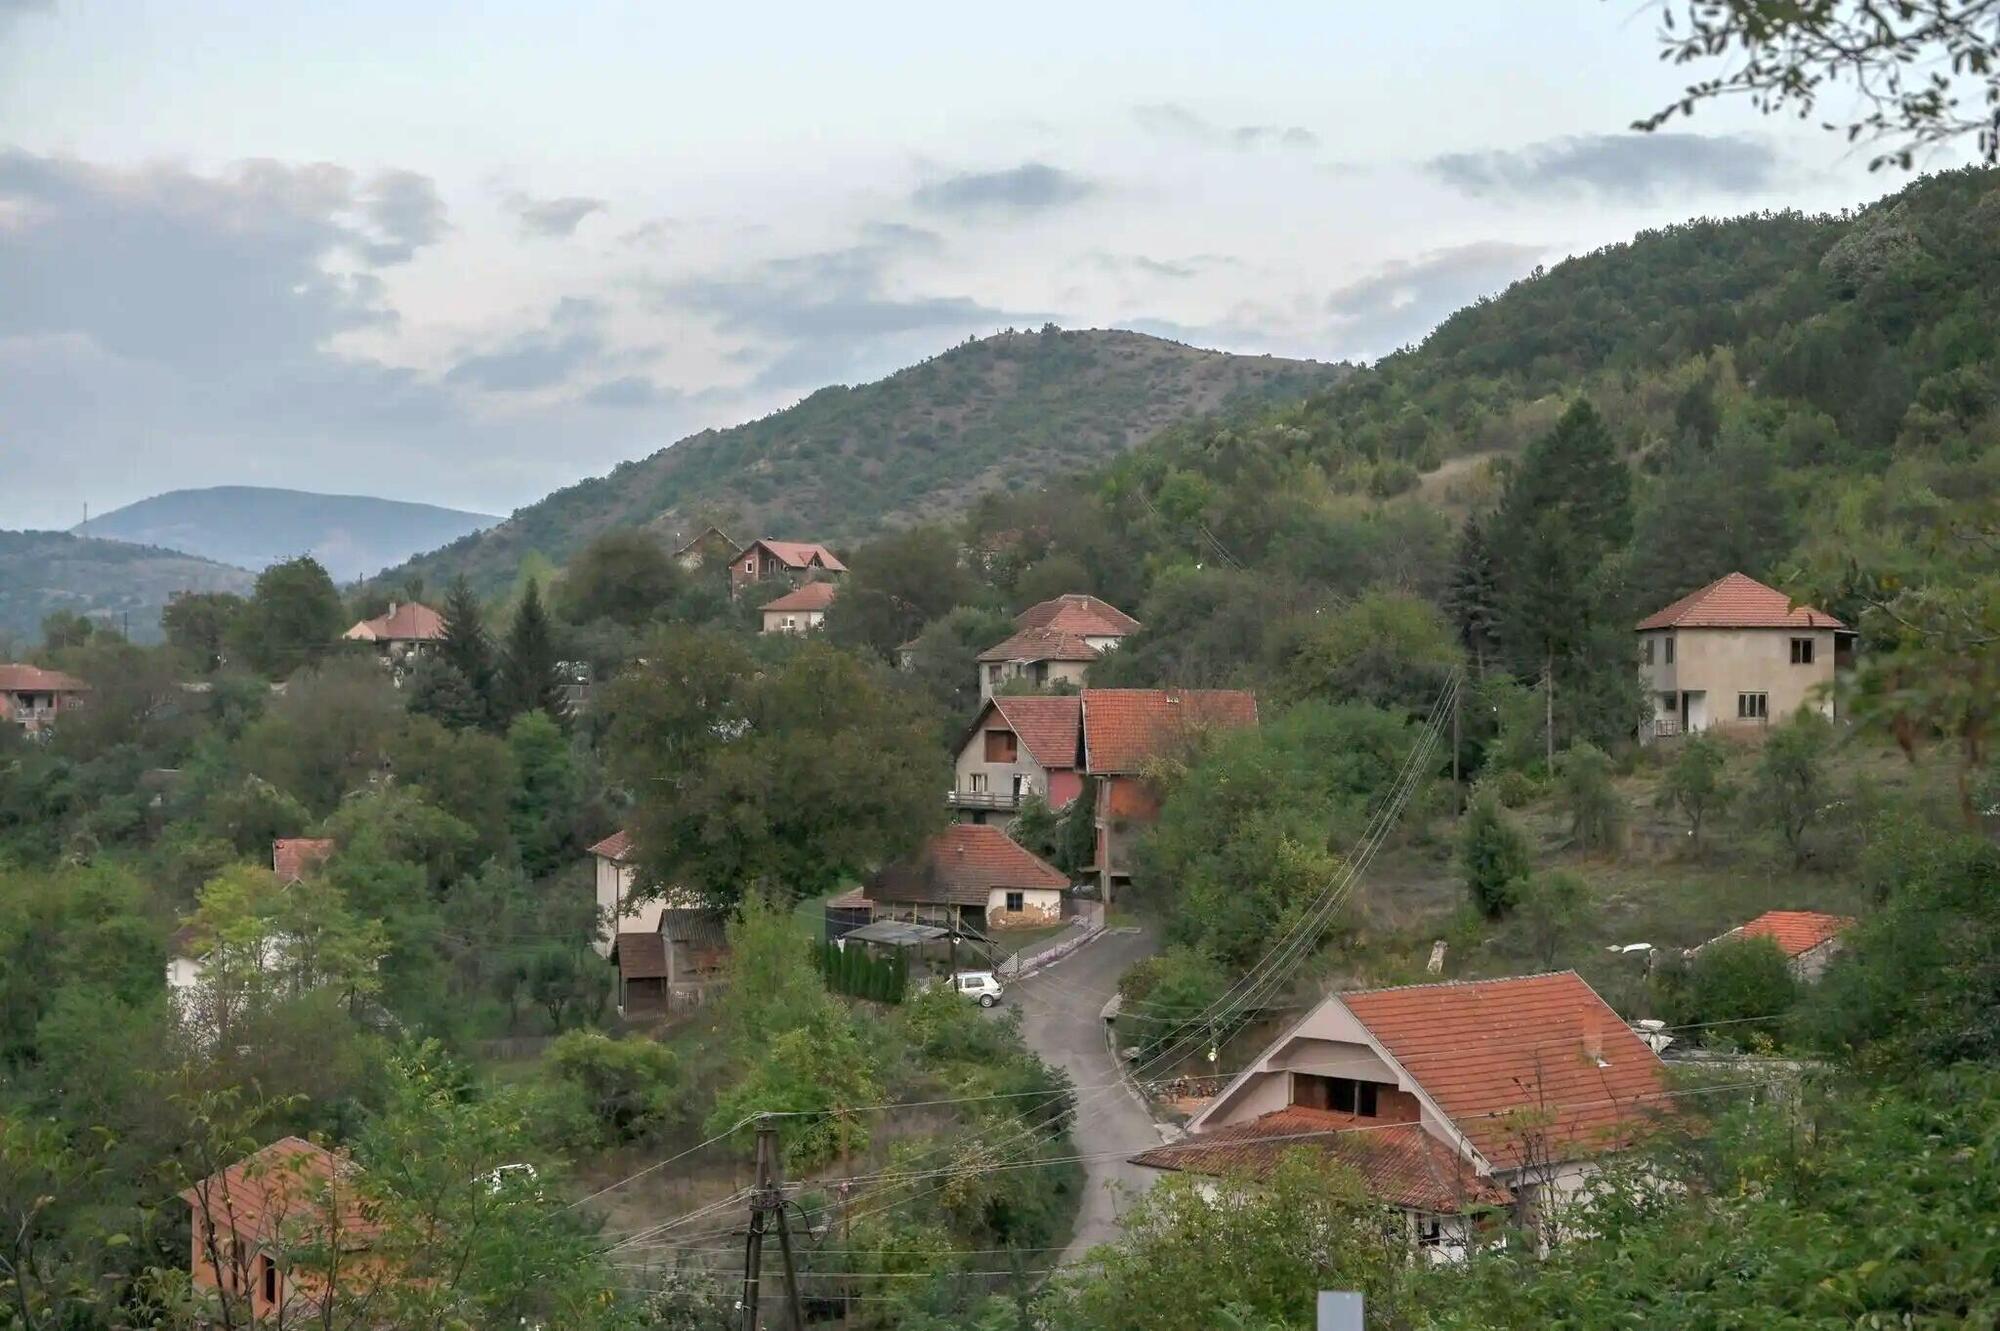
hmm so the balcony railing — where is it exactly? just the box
[946,789,1021,812]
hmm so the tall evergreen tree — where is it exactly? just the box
[500,578,566,724]
[437,575,497,726]
[1444,512,1503,675]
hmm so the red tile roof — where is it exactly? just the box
[1341,972,1669,1171]
[588,829,634,862]
[673,526,740,558]
[976,625,1101,664]
[0,664,88,693]
[1014,594,1141,637]
[1636,572,1844,632]
[180,1137,377,1248]
[272,837,335,882]
[761,581,839,612]
[614,931,669,981]
[1133,1109,1509,1213]
[342,601,446,643]
[870,824,1070,908]
[983,695,1083,770]
[751,539,847,573]
[1080,688,1259,774]
[1710,909,1855,958]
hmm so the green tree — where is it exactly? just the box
[161,591,247,672]
[38,609,98,652]
[1445,511,1504,675]
[437,575,497,726]
[1116,946,1228,1061]
[544,1031,684,1146]
[1664,936,1799,1046]
[1460,788,1533,918]
[229,556,344,677]
[233,656,401,815]
[827,525,980,660]
[1752,709,1833,866]
[559,529,684,627]
[404,655,488,732]
[1275,588,1459,714]
[1556,741,1625,854]
[507,709,579,877]
[386,716,516,861]
[499,577,567,723]
[1515,870,1593,969]
[1656,731,1734,853]
[706,1003,882,1171]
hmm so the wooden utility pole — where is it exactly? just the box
[1543,660,1555,770]
[740,1119,806,1331]
[1451,681,1462,811]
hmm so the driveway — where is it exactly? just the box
[1003,925,1164,1264]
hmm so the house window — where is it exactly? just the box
[1641,639,1654,666]
[262,1256,278,1304]
[1663,636,1675,665]
[1790,637,1815,665]
[744,558,755,573]
[1294,1074,1380,1117]
[1005,891,1025,913]
[1416,1215,1444,1248]
[984,729,1019,762]
[967,772,989,794]
[1737,692,1769,720]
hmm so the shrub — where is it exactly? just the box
[1655,731,1734,853]
[1666,936,1799,1044]
[1516,870,1593,968]
[1753,710,1834,866]
[546,1030,684,1145]
[1557,742,1625,854]
[1459,789,1532,918]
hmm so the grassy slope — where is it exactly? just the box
[387,328,1339,596]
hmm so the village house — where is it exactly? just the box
[612,908,730,1018]
[169,838,343,1011]
[672,525,743,571]
[181,1136,380,1323]
[341,601,446,671]
[847,823,1072,933]
[760,579,838,634]
[728,538,846,598]
[1636,572,1847,741]
[975,594,1140,699]
[273,837,336,883]
[1689,909,1856,981]
[950,694,1084,820]
[0,663,87,735]
[586,830,667,956]
[1135,971,1672,1258]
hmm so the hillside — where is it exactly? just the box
[81,486,499,584]
[386,328,1338,594]
[0,530,254,643]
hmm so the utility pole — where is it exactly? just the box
[1450,681,1462,812]
[740,1119,805,1331]
[1543,660,1555,771]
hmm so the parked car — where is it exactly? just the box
[919,970,1005,1007]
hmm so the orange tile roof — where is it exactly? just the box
[1014,594,1141,637]
[614,931,669,981]
[751,539,847,573]
[1133,1109,1509,1213]
[1080,688,1259,774]
[1636,572,1844,631]
[984,695,1082,770]
[870,824,1069,908]
[760,581,839,612]
[588,829,634,861]
[272,837,335,882]
[1341,972,1669,1171]
[342,601,446,643]
[0,664,88,693]
[1712,909,1855,958]
[976,625,1100,664]
[180,1137,377,1249]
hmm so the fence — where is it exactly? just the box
[998,903,1106,980]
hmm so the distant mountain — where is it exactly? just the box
[80,486,499,584]
[385,328,1340,595]
[0,530,255,644]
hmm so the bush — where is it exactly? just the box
[1753,709,1833,866]
[1118,946,1228,1060]
[1664,936,1799,1045]
[545,1030,684,1145]
[1516,870,1593,968]
[1557,741,1625,854]
[1490,768,1541,809]
[1459,789,1532,918]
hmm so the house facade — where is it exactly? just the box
[341,601,446,668]
[1137,972,1671,1256]
[728,538,846,598]
[587,830,668,955]
[1690,909,1855,982]
[613,908,729,1017]
[760,579,837,634]
[673,525,743,571]
[1636,573,1845,741]
[950,695,1084,820]
[974,594,1140,699]
[0,663,87,735]
[861,823,1070,932]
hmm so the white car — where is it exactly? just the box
[922,971,1004,1007]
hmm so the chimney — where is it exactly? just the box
[1582,1024,1607,1067]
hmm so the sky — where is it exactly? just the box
[0,1,1961,531]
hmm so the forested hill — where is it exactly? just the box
[0,530,254,643]
[384,329,1338,595]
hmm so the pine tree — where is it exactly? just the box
[406,656,488,732]
[438,574,497,726]
[501,578,566,724]
[1445,512,1503,675]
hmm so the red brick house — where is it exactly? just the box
[728,538,846,598]
[856,823,1072,932]
[0,663,87,735]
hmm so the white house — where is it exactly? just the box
[587,830,668,956]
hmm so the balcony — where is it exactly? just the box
[946,789,1021,813]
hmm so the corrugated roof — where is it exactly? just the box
[1080,688,1259,774]
[976,625,1101,664]
[272,837,335,882]
[1014,594,1141,637]
[342,601,446,643]
[982,695,1083,770]
[0,664,88,693]
[761,581,839,612]
[1341,972,1669,1171]
[588,830,633,861]
[1636,572,1845,631]
[870,824,1069,908]
[1710,909,1855,958]
[615,931,669,980]
[660,908,729,950]
[179,1136,377,1248]
[751,539,848,573]
[1133,1109,1509,1213]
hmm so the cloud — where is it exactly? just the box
[359,169,447,263]
[444,296,604,391]
[1425,133,1781,202]
[911,163,1095,216]
[580,375,677,409]
[1133,103,1319,151]
[1323,240,1546,357]
[504,191,607,238]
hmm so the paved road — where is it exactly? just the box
[1005,926,1163,1264]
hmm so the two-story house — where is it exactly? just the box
[1134,972,1671,1257]
[728,538,846,598]
[950,695,1084,821]
[1636,572,1845,741]
[760,579,838,634]
[976,594,1140,699]
[0,663,87,735]
[586,830,667,956]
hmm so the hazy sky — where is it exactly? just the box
[0,1,1956,530]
